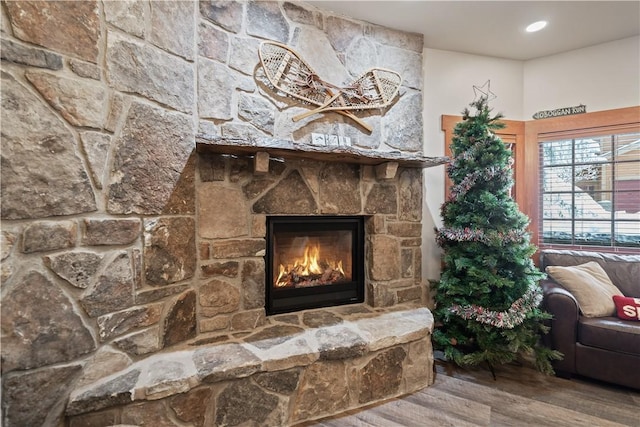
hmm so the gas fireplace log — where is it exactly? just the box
[278,267,346,288]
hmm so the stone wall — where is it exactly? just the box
[0,1,426,426]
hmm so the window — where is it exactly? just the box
[446,106,640,255]
[539,131,640,248]
[442,115,525,206]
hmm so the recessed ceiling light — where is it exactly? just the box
[526,20,547,33]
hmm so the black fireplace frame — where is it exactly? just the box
[265,215,365,315]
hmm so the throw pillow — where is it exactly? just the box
[613,295,640,321]
[545,261,623,317]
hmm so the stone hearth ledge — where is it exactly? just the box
[66,306,433,417]
[196,135,449,168]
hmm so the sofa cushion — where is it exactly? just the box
[578,317,640,356]
[540,249,640,296]
[546,262,623,317]
[613,295,640,321]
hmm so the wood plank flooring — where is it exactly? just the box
[300,354,639,426]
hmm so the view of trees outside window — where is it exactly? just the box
[540,132,640,248]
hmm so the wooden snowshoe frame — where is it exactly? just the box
[258,41,402,132]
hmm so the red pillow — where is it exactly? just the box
[612,295,640,321]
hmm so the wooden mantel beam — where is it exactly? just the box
[375,162,399,179]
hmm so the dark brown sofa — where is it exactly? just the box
[540,249,640,390]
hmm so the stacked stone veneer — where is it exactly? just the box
[1,1,429,426]
[66,307,433,426]
[197,153,428,323]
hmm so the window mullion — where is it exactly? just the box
[610,134,616,246]
[571,139,576,245]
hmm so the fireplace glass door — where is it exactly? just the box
[266,216,364,315]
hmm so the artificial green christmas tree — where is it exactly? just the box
[433,96,561,375]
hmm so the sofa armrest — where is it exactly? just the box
[541,279,580,375]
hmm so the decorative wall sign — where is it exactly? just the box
[533,104,586,120]
[258,41,402,133]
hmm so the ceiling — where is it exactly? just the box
[306,1,640,60]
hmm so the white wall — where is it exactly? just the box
[421,36,640,282]
[421,48,524,281]
[524,36,640,118]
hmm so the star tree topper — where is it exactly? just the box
[473,79,497,103]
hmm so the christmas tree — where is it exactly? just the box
[433,95,561,375]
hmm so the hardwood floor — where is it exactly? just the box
[301,354,640,426]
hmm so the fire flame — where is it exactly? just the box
[275,242,345,288]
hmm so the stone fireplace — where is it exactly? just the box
[194,134,444,325]
[1,1,444,426]
[62,139,441,425]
